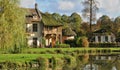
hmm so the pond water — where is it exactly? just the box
[1,54,120,70]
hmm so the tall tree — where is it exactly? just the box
[82,0,99,31]
[0,0,26,50]
[69,12,82,35]
[97,15,113,31]
[114,16,120,37]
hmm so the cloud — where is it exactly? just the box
[20,0,36,8]
[58,1,75,11]
[98,0,120,17]
[96,13,103,19]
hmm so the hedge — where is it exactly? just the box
[89,42,117,47]
[54,44,70,48]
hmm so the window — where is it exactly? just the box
[105,36,108,42]
[98,36,101,42]
[33,24,38,32]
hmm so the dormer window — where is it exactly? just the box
[32,13,37,19]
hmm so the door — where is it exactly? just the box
[33,37,37,48]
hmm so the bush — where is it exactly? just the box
[54,49,63,54]
[54,44,70,48]
[63,55,76,68]
[76,36,89,47]
[64,39,77,47]
[49,57,64,70]
[36,57,48,69]
[89,42,117,47]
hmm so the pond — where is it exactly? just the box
[1,54,120,70]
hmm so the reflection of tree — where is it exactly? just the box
[92,55,120,70]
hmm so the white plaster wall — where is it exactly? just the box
[95,36,98,43]
[108,35,111,42]
[66,36,74,40]
[101,36,105,43]
[27,23,42,47]
[27,24,32,32]
[27,37,33,46]
[46,39,48,46]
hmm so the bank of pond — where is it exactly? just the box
[0,48,120,70]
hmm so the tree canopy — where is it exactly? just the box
[0,0,26,50]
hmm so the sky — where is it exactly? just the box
[20,0,120,21]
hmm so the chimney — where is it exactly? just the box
[35,3,38,9]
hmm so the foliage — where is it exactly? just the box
[82,0,99,31]
[54,44,70,48]
[64,39,77,47]
[69,12,82,34]
[36,57,48,69]
[41,12,62,26]
[50,57,64,69]
[89,42,117,47]
[63,55,76,68]
[114,16,120,37]
[76,36,89,47]
[62,27,76,36]
[97,15,113,31]
[0,0,26,50]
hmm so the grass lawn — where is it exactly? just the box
[22,48,120,54]
[0,48,120,63]
[0,54,64,63]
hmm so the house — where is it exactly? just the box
[41,13,63,47]
[26,3,42,47]
[62,27,76,42]
[91,29,116,43]
[26,4,62,47]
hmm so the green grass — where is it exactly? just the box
[0,48,120,63]
[0,54,64,63]
[22,48,120,54]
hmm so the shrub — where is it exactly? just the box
[89,42,117,47]
[64,39,77,47]
[54,44,70,48]
[54,49,63,54]
[63,55,76,68]
[50,57,64,69]
[76,36,89,47]
[46,50,56,54]
[36,57,48,69]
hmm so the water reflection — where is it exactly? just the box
[1,54,120,70]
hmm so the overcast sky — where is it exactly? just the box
[20,0,120,20]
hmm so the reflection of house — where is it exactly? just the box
[116,38,120,47]
[91,29,116,43]
[26,4,62,47]
[62,27,76,42]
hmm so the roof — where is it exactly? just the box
[41,13,63,26]
[25,8,62,26]
[26,8,41,23]
[93,29,107,33]
[63,27,76,36]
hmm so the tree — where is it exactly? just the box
[69,12,82,34]
[0,0,26,50]
[97,15,113,31]
[52,13,62,22]
[61,14,69,23]
[114,16,120,37]
[82,0,99,31]
[81,22,90,36]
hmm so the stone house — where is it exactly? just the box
[26,4,62,47]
